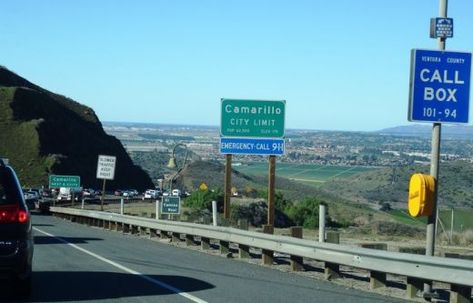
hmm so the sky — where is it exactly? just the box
[1,1,472,131]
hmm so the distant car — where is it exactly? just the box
[41,188,53,198]
[172,189,181,197]
[144,189,158,199]
[0,159,33,295]
[114,190,123,196]
[81,189,96,200]
[122,190,135,198]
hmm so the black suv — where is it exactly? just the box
[0,159,33,295]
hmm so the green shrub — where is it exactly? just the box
[184,188,224,210]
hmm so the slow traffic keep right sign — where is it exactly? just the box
[408,49,472,123]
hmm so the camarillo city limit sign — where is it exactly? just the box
[220,99,285,138]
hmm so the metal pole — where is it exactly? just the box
[319,204,326,242]
[268,155,276,227]
[450,207,454,242]
[223,154,232,219]
[120,198,124,215]
[155,200,160,220]
[100,179,106,211]
[424,0,447,296]
[212,200,217,226]
[81,198,85,210]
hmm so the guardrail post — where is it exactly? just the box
[139,226,147,236]
[406,277,423,299]
[359,243,388,289]
[149,229,157,238]
[185,234,194,246]
[131,225,139,235]
[450,284,471,303]
[290,226,303,271]
[262,225,274,265]
[239,244,250,259]
[220,240,230,255]
[201,237,211,250]
[123,224,130,234]
[172,232,181,243]
[324,262,339,280]
[159,230,170,240]
[324,230,340,280]
[370,271,387,289]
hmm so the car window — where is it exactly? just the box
[0,168,22,205]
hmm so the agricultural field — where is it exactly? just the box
[233,162,377,186]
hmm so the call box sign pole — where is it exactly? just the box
[407,0,472,297]
[96,155,117,211]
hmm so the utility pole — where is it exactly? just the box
[424,0,447,297]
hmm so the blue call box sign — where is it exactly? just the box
[409,49,471,123]
[220,137,285,156]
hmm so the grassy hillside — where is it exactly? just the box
[320,160,473,209]
[0,67,153,190]
[173,160,404,227]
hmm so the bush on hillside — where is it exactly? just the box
[183,188,224,210]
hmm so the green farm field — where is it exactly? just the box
[233,162,376,186]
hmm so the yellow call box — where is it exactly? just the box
[408,173,435,217]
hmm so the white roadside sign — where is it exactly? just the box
[96,155,117,180]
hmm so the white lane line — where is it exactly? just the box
[34,227,208,303]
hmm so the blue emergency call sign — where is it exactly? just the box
[220,137,285,156]
[409,49,472,123]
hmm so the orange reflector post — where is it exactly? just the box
[408,173,435,217]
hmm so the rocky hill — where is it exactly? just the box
[0,66,153,190]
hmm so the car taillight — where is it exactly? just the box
[0,205,28,223]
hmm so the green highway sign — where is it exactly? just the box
[161,196,180,214]
[49,175,81,188]
[221,99,285,138]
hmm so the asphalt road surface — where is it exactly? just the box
[1,213,410,302]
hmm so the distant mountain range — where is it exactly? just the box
[378,124,473,139]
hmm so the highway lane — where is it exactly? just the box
[3,213,409,302]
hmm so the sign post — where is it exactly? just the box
[220,98,286,226]
[96,155,117,211]
[408,0,471,297]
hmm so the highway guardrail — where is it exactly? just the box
[50,207,473,302]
